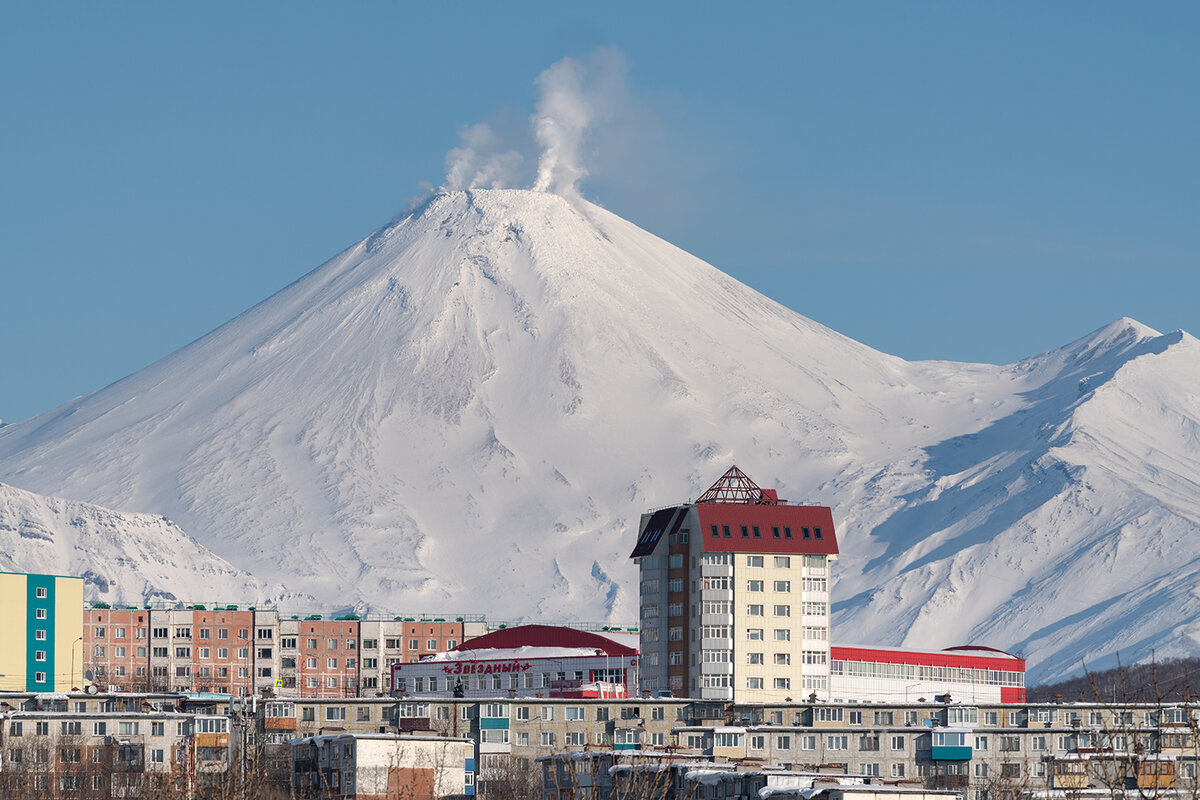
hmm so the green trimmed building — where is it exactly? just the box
[0,571,84,692]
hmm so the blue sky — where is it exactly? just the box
[2,3,1197,423]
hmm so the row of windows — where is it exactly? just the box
[643,624,821,644]
[648,601,827,621]
[710,524,825,541]
[744,677,795,690]
[830,659,1026,688]
[653,576,828,595]
[9,719,183,737]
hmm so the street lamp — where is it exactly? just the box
[905,682,921,703]
[70,636,83,691]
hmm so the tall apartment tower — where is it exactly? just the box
[631,467,839,702]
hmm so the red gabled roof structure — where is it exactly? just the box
[692,466,839,555]
[450,624,637,657]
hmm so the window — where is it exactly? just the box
[747,604,764,616]
[748,652,764,664]
[774,556,791,568]
[668,578,683,593]
[747,628,763,640]
[774,678,790,690]
[35,608,47,619]
[826,735,847,750]
[801,735,817,750]
[1000,736,1021,752]
[747,580,764,592]
[774,629,791,641]
[669,602,684,617]
[777,734,791,750]
[153,627,168,638]
[774,653,791,666]
[1001,763,1021,778]
[891,735,905,750]
[975,735,988,750]
[747,677,764,689]
[849,711,863,725]
[803,650,827,665]
[891,763,906,778]
[803,601,827,616]
[152,721,164,736]
[35,629,46,640]
[747,555,763,567]
[774,604,791,617]
[36,586,47,598]
[540,732,556,747]
[774,580,791,592]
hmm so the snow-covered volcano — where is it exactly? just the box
[2,188,1197,681]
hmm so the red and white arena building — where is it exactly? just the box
[390,624,639,700]
[828,644,1026,704]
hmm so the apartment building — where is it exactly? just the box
[632,466,838,701]
[81,608,487,698]
[282,617,362,698]
[291,733,476,798]
[171,690,1200,799]
[0,693,233,796]
[0,571,84,692]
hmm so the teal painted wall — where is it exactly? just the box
[27,574,55,692]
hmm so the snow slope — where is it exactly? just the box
[0,188,1196,681]
[0,482,287,606]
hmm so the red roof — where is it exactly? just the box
[697,504,839,555]
[451,625,637,657]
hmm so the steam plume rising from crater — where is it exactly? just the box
[439,48,631,199]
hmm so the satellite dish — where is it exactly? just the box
[85,670,94,682]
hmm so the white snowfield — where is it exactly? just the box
[1,188,1197,682]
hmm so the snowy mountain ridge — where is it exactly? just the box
[1,189,1197,682]
[0,481,289,606]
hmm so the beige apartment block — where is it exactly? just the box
[632,467,838,702]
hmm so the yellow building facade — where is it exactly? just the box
[0,571,84,692]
